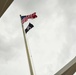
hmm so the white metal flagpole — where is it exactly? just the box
[20,15,34,75]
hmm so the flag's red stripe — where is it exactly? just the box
[22,12,37,24]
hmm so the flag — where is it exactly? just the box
[21,16,28,24]
[21,12,37,24]
[25,23,34,33]
[27,12,37,19]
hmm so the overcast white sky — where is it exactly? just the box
[0,0,76,75]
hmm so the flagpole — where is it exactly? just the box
[20,15,34,75]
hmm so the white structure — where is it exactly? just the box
[74,72,76,75]
[0,0,13,17]
[55,57,76,75]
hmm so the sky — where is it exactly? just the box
[0,0,76,75]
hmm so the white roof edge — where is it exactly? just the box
[55,57,76,75]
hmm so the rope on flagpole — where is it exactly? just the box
[20,15,34,75]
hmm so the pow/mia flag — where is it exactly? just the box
[25,23,34,33]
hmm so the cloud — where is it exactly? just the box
[54,0,76,71]
[0,0,76,75]
[0,23,25,62]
